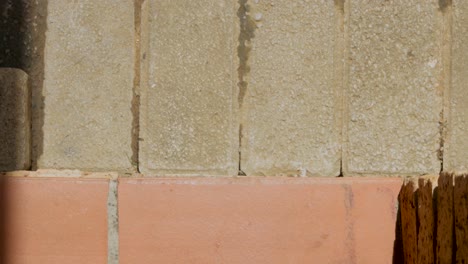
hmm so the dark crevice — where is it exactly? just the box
[237,124,246,176]
[338,159,344,177]
[439,112,445,174]
[238,125,246,176]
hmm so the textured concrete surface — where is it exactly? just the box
[0,68,30,171]
[0,177,109,264]
[445,0,468,171]
[119,177,402,264]
[139,0,238,176]
[38,0,135,171]
[345,0,442,175]
[240,0,341,176]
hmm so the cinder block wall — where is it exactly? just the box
[0,0,467,177]
[2,1,467,263]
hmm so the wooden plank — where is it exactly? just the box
[455,174,468,263]
[436,172,454,264]
[418,176,437,264]
[400,177,419,264]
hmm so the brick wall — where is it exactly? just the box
[1,0,467,263]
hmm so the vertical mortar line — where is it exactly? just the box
[107,179,119,264]
[237,0,256,176]
[237,0,247,176]
[439,0,453,173]
[139,0,150,174]
[131,0,144,173]
[334,0,349,176]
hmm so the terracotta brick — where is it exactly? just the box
[119,177,402,264]
[0,177,109,264]
[352,178,402,264]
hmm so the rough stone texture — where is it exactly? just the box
[417,176,437,264]
[0,68,30,171]
[240,0,340,176]
[445,0,468,171]
[400,177,418,264]
[139,0,238,176]
[38,0,135,171]
[119,177,402,263]
[454,174,468,263]
[437,172,454,264]
[345,0,442,175]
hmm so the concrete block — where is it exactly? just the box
[445,0,468,171]
[38,0,135,171]
[0,68,30,171]
[139,0,238,175]
[240,0,341,176]
[345,0,443,175]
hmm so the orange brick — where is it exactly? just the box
[0,177,109,264]
[119,177,402,264]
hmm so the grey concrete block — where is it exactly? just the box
[344,0,443,175]
[37,0,135,172]
[139,0,239,176]
[240,0,341,176]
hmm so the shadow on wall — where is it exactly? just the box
[393,191,404,264]
[0,0,47,169]
[0,0,47,262]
